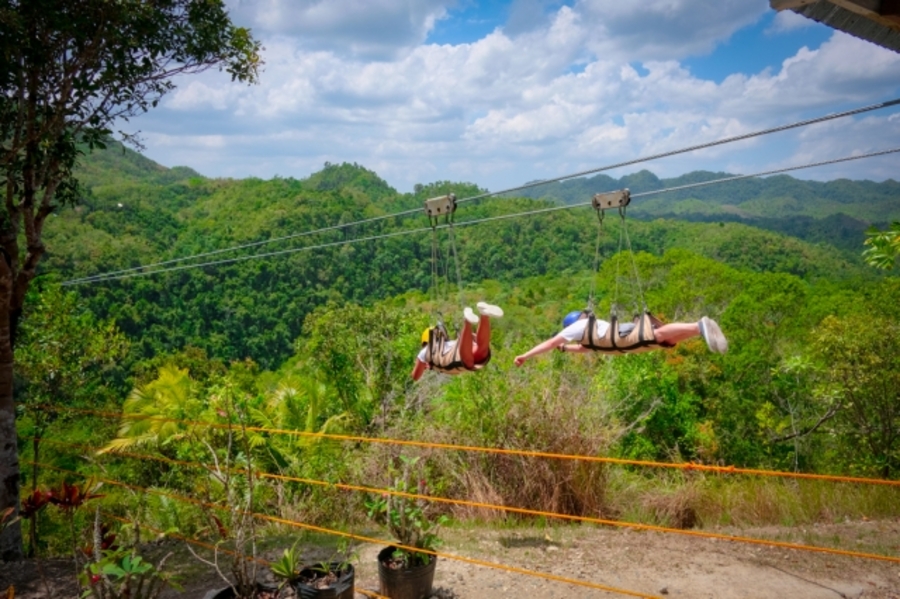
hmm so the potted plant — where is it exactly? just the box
[365,456,447,599]
[270,541,355,599]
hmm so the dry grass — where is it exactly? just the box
[640,483,702,529]
[605,469,900,531]
[356,358,900,534]
[437,372,617,521]
[696,476,900,527]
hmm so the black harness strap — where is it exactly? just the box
[579,310,673,354]
[423,324,474,374]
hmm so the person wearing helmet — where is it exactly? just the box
[412,301,504,380]
[513,310,727,366]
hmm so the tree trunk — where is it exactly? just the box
[29,433,39,558]
[0,279,23,560]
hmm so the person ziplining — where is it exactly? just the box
[513,189,728,366]
[412,301,504,380]
[413,193,504,381]
[513,310,727,366]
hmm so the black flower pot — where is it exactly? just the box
[377,546,437,599]
[292,563,355,599]
[202,582,279,599]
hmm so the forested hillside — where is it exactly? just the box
[40,143,889,371]
[513,169,900,252]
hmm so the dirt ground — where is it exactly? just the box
[3,519,900,598]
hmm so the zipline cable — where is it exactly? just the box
[62,96,900,286]
[452,97,900,205]
[61,146,900,286]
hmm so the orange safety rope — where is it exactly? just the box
[29,439,900,565]
[43,405,900,488]
[29,461,658,599]
[100,512,391,599]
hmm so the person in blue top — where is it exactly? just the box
[514,311,727,366]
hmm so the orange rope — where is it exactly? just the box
[30,461,657,599]
[43,405,900,487]
[29,440,900,565]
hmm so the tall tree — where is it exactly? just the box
[811,314,900,477]
[0,0,260,560]
[15,283,128,555]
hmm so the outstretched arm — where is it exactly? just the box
[514,334,567,366]
[411,358,428,381]
[561,344,591,354]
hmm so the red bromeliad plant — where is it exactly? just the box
[47,480,105,580]
[20,487,52,557]
[49,481,105,514]
[20,488,51,518]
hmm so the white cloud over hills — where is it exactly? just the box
[133,0,900,192]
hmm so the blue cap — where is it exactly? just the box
[563,310,583,328]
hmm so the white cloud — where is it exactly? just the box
[226,0,453,59]
[575,0,769,61]
[133,2,900,192]
[167,81,241,111]
[767,9,815,34]
[723,34,900,116]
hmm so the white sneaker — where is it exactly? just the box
[463,307,479,325]
[476,301,504,318]
[699,316,728,354]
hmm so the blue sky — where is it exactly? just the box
[130,0,900,193]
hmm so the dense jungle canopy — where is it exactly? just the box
[42,142,898,370]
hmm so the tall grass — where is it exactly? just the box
[602,468,900,530]
[373,356,621,521]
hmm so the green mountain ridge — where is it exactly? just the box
[512,169,900,252]
[35,143,895,369]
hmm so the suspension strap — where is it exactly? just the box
[590,189,630,314]
[430,219,439,307]
[619,205,648,314]
[425,194,459,326]
[446,218,465,315]
[589,208,604,312]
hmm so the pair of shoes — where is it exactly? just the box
[476,301,504,318]
[698,316,728,354]
[463,307,479,325]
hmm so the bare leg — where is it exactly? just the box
[654,322,700,345]
[458,321,475,368]
[472,315,491,363]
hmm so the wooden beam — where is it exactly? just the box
[828,0,880,18]
[772,0,900,31]
[830,0,900,30]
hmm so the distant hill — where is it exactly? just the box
[33,143,893,369]
[511,169,900,252]
[76,141,203,189]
